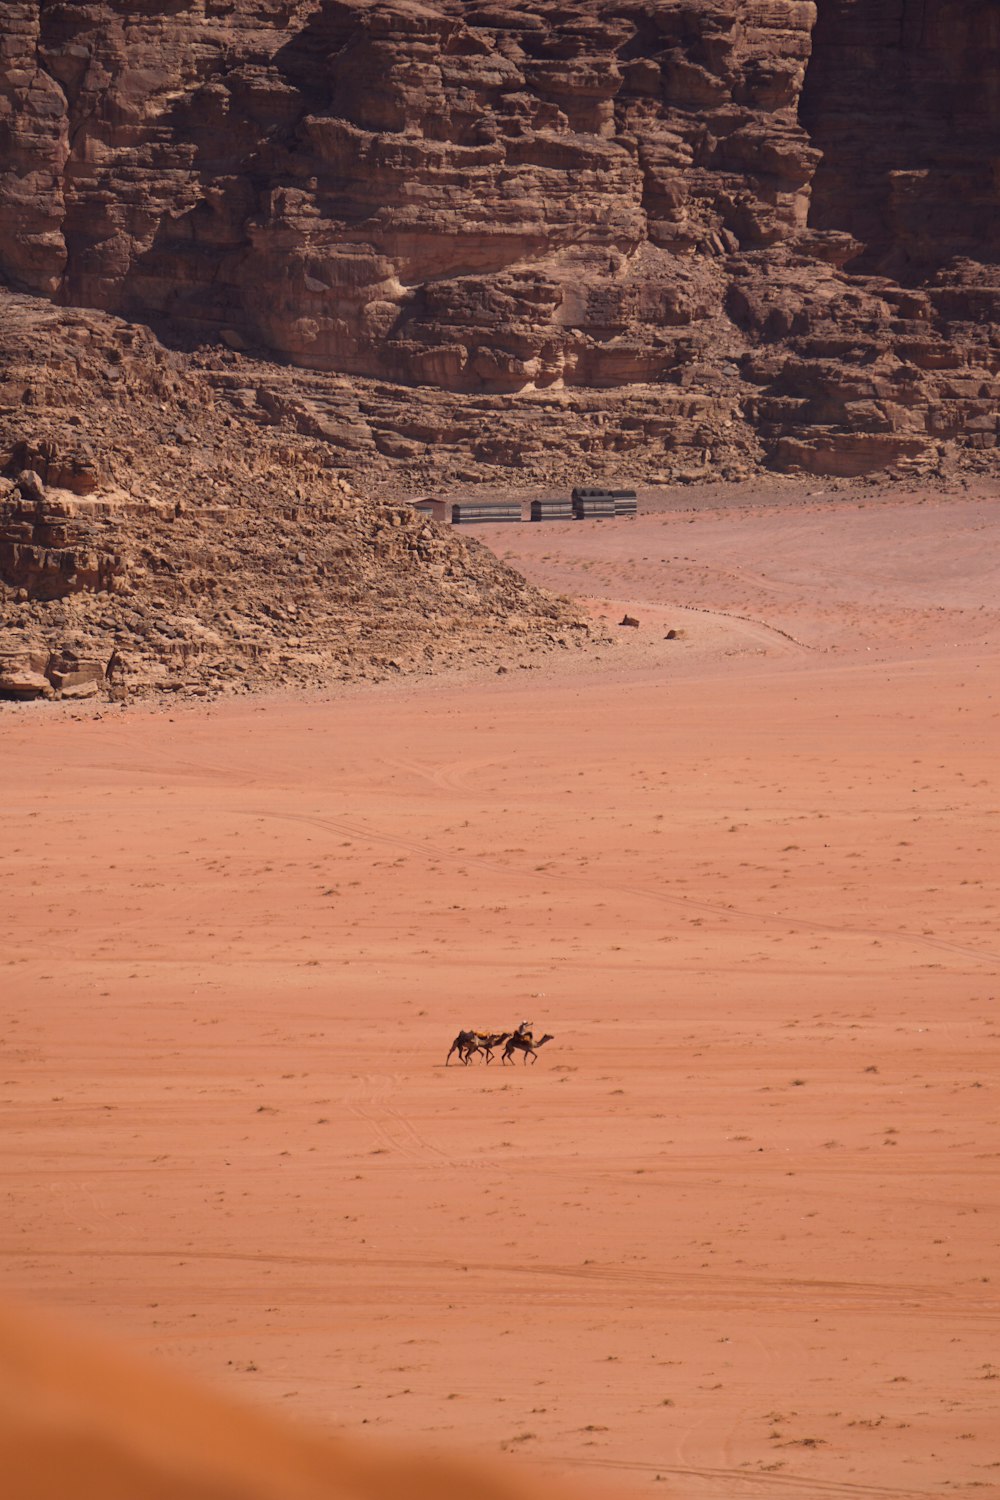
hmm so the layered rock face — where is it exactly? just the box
[1,1,816,388]
[1,0,999,479]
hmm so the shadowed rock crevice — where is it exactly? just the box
[801,0,1000,279]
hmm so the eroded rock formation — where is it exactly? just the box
[1,0,998,481]
[1,1,814,386]
[4,0,1000,700]
[0,294,587,699]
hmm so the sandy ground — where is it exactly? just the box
[2,484,1000,1498]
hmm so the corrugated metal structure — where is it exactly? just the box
[410,489,636,525]
[450,501,522,524]
[570,486,637,519]
[530,497,575,521]
[571,488,609,503]
[571,488,616,519]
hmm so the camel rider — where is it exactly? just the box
[514,1019,534,1044]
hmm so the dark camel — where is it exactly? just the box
[466,1030,511,1064]
[501,1033,554,1065]
[445,1030,511,1066]
[445,1030,475,1065]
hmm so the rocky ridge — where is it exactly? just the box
[0,294,586,700]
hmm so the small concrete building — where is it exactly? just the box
[409,497,450,523]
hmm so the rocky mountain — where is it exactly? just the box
[2,0,998,698]
[3,0,999,487]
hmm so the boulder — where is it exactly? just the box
[15,470,44,503]
[47,648,107,698]
[0,646,53,699]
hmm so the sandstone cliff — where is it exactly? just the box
[2,0,999,482]
[803,0,1000,279]
[3,0,1000,698]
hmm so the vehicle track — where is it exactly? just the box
[668,601,813,652]
[382,754,507,796]
[556,1453,938,1499]
[246,808,1000,970]
[11,1248,995,1316]
[345,1073,454,1164]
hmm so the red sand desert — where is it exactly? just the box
[3,485,999,1499]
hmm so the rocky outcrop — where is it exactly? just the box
[0,1,816,390]
[1,0,999,483]
[0,640,108,699]
[0,478,125,601]
[0,294,591,700]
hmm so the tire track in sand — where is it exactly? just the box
[246,808,1000,970]
[7,1248,994,1317]
[345,1073,455,1165]
[556,1453,935,1498]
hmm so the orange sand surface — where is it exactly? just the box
[3,488,1000,1498]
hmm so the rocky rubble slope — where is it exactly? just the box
[2,0,1000,481]
[0,294,586,700]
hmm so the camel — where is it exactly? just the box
[445,1030,510,1066]
[501,1033,554,1065]
[445,1030,475,1065]
[465,1031,511,1064]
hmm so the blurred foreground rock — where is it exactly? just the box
[0,1299,605,1500]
